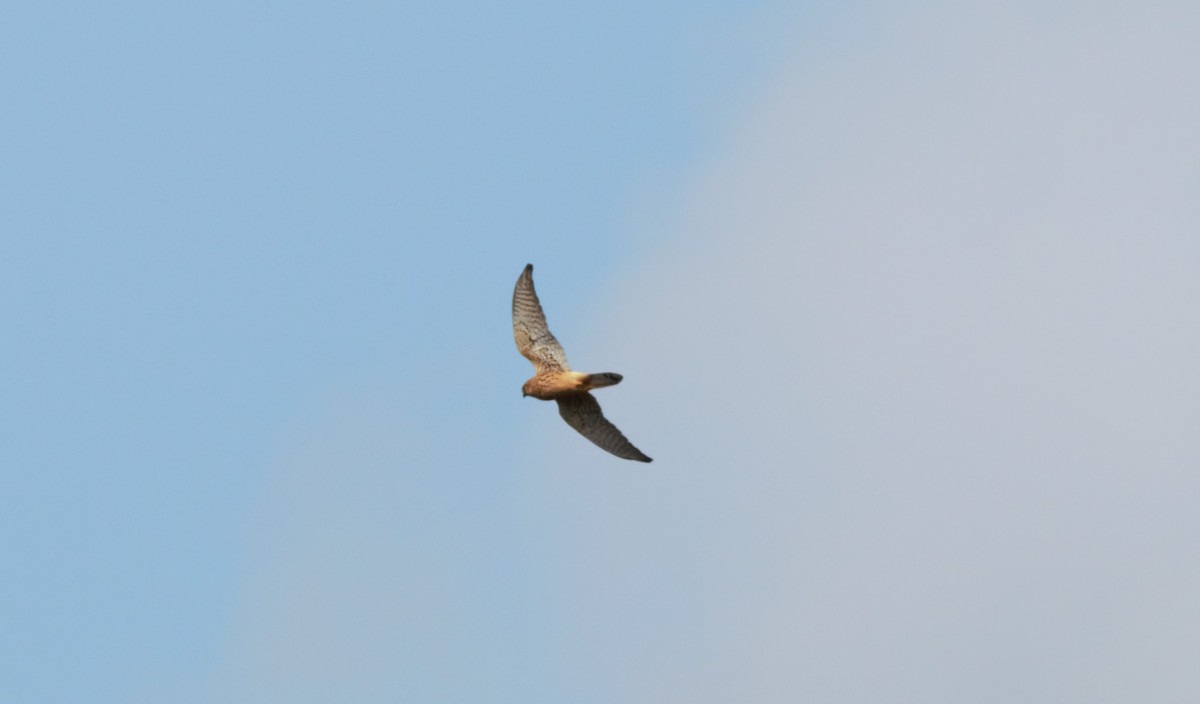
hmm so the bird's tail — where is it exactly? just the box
[583,372,623,389]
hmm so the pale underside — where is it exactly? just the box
[512,264,652,463]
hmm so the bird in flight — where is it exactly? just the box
[512,264,652,462]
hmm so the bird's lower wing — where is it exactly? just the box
[556,393,652,463]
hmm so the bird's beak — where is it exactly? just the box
[522,390,528,398]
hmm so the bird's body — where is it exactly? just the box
[512,264,652,462]
[521,370,623,400]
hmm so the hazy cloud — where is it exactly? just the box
[554,2,1200,701]
[216,398,484,702]
[214,3,1199,702]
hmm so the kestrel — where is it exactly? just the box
[513,264,652,462]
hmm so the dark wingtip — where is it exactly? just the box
[640,456,653,463]
[523,263,533,273]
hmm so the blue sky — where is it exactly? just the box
[6,1,1200,703]
[2,2,792,701]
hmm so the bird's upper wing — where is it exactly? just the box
[556,392,652,462]
[513,263,570,372]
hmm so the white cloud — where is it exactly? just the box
[554,2,1200,701]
